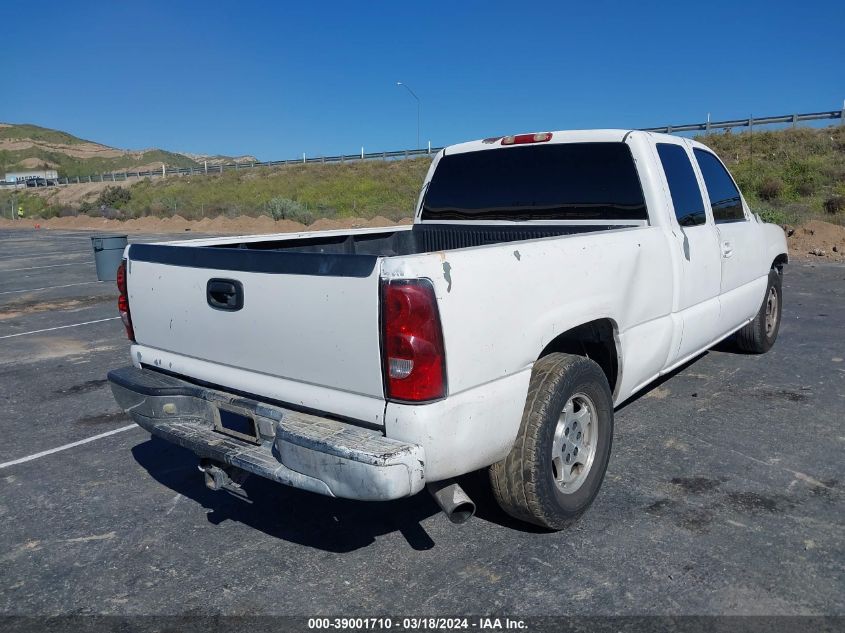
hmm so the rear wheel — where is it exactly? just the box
[489,353,614,530]
[736,268,782,354]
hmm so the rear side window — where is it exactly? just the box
[694,149,745,223]
[421,143,647,222]
[656,143,706,227]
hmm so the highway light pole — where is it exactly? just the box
[396,82,420,150]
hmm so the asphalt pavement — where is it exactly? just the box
[0,228,842,617]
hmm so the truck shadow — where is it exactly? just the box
[615,351,708,413]
[615,337,743,413]
[131,436,441,553]
[710,335,746,355]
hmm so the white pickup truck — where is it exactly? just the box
[109,129,787,529]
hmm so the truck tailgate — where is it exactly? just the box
[125,246,385,402]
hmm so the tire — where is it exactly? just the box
[489,353,614,530]
[736,268,782,354]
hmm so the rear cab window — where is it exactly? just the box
[656,143,707,227]
[421,143,647,222]
[693,149,746,223]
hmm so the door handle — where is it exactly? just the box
[721,241,734,258]
[207,279,244,311]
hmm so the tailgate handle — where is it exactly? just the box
[207,279,244,311]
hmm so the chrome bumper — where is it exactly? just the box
[108,366,425,501]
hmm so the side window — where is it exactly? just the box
[694,149,745,223]
[656,143,706,227]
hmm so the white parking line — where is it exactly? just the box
[0,251,89,261]
[0,235,98,241]
[0,424,138,470]
[2,262,92,272]
[0,281,101,296]
[0,316,120,340]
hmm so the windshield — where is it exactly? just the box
[421,142,647,222]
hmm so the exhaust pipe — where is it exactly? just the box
[427,480,475,525]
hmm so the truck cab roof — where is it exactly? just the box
[443,128,711,156]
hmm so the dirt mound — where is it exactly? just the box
[362,215,396,228]
[219,215,273,235]
[126,216,166,232]
[272,219,308,233]
[785,220,845,261]
[308,217,373,231]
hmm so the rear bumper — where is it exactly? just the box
[108,366,425,501]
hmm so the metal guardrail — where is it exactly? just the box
[3,108,843,190]
[641,109,843,134]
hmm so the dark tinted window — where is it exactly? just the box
[694,149,745,223]
[656,143,706,227]
[421,143,647,222]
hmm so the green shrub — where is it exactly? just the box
[757,178,783,201]
[824,196,845,215]
[757,206,793,226]
[267,196,301,220]
[267,196,315,224]
[795,180,816,197]
[96,185,131,208]
[149,201,169,216]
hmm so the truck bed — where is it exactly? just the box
[128,223,627,277]
[212,223,624,254]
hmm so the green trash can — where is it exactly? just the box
[91,235,128,282]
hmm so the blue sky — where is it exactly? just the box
[3,0,843,160]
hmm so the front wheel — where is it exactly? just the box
[489,353,614,530]
[736,268,782,354]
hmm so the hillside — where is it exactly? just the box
[177,151,258,166]
[0,123,251,178]
[2,123,843,232]
[698,125,845,225]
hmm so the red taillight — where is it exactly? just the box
[116,260,135,341]
[501,132,552,145]
[381,279,446,402]
[116,260,127,294]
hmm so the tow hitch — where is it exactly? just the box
[199,459,251,501]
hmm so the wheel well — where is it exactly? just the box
[773,253,788,269]
[538,319,619,394]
